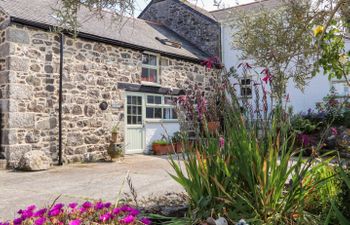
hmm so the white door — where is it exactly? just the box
[125,94,144,154]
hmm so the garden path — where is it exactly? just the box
[0,155,183,220]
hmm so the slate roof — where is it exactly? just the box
[0,0,209,61]
[210,0,282,22]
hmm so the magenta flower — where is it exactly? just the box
[34,208,47,217]
[99,213,112,222]
[140,217,152,225]
[34,217,46,225]
[119,215,135,224]
[26,205,36,211]
[82,201,92,209]
[331,127,338,135]
[129,208,140,216]
[48,208,60,217]
[20,210,33,219]
[53,203,64,210]
[94,201,104,210]
[68,202,78,209]
[69,219,81,225]
[219,137,225,148]
[113,207,121,215]
[120,205,130,212]
[104,202,112,208]
[13,218,23,225]
[17,210,23,215]
[1,221,10,225]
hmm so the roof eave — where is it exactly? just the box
[10,16,206,64]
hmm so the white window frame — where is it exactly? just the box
[145,94,178,123]
[141,52,160,85]
[239,77,253,98]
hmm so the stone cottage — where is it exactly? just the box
[0,0,221,168]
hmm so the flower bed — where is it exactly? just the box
[0,202,151,225]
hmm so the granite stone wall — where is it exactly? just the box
[140,0,220,57]
[1,23,217,168]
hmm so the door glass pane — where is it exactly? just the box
[146,107,153,118]
[127,116,131,124]
[137,116,142,124]
[127,106,131,114]
[155,108,162,118]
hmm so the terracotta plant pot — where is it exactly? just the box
[111,133,118,143]
[175,143,183,153]
[207,121,220,134]
[152,144,174,155]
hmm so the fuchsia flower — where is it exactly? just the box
[26,205,36,211]
[94,201,104,210]
[219,137,225,148]
[261,68,272,84]
[113,207,121,215]
[82,201,92,209]
[68,202,78,209]
[119,215,135,224]
[48,208,60,217]
[99,213,113,222]
[34,208,47,217]
[13,218,23,225]
[69,219,81,225]
[140,217,152,225]
[53,203,64,210]
[331,127,338,135]
[20,210,33,219]
[34,217,46,225]
[104,202,112,208]
[129,208,140,216]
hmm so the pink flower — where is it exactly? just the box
[331,127,338,135]
[26,205,36,211]
[69,219,81,225]
[34,217,46,225]
[113,208,121,215]
[33,208,47,217]
[99,213,112,222]
[119,215,135,224]
[82,201,92,209]
[129,208,140,216]
[13,218,23,225]
[94,201,104,210]
[219,137,225,148]
[68,203,78,209]
[140,217,152,225]
[53,203,64,210]
[104,202,112,208]
[48,208,60,217]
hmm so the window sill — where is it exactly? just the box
[141,81,161,87]
[145,119,178,123]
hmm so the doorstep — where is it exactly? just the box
[0,159,7,170]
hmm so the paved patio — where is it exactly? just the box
[0,155,184,221]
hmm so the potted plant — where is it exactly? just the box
[152,139,174,155]
[172,131,185,153]
[111,124,118,143]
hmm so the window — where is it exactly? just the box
[127,96,142,125]
[142,53,159,83]
[146,95,177,120]
[240,78,252,98]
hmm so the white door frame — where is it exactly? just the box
[124,92,145,154]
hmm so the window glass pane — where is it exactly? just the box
[132,106,137,114]
[147,96,154,104]
[137,106,142,115]
[132,116,137,124]
[163,108,177,119]
[127,96,131,104]
[173,108,177,119]
[127,106,131,114]
[127,116,131,124]
[149,69,157,82]
[155,108,162,118]
[136,96,142,105]
[141,68,149,81]
[132,96,136,104]
[146,107,154,118]
[164,97,174,105]
[137,116,142,124]
[142,54,149,64]
[155,96,162,104]
[149,55,157,66]
[241,79,251,85]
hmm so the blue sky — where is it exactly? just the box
[134,0,256,16]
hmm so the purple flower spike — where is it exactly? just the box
[34,217,46,225]
[68,202,78,209]
[82,201,92,209]
[140,217,152,225]
[34,208,47,217]
[13,218,23,225]
[119,215,135,224]
[69,219,81,225]
[104,202,111,208]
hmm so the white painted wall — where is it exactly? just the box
[144,122,180,153]
[220,23,350,113]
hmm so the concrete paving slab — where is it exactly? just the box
[0,155,184,221]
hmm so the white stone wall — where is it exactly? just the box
[1,23,216,167]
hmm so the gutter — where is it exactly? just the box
[58,33,64,166]
[9,17,206,64]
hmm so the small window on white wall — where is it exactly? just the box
[240,78,252,98]
[142,53,159,83]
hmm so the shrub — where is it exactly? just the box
[0,202,151,225]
